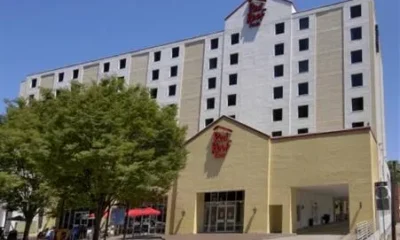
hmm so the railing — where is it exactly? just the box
[355,221,374,240]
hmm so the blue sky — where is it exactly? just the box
[0,0,398,160]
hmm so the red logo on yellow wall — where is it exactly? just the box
[247,0,267,28]
[211,126,233,158]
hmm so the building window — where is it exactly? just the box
[275,43,284,56]
[350,5,362,19]
[298,82,309,96]
[229,115,236,119]
[211,38,219,50]
[208,77,216,89]
[119,58,126,69]
[298,105,309,118]
[351,27,362,41]
[103,62,110,73]
[227,94,237,106]
[299,17,309,30]
[29,94,35,100]
[230,53,239,65]
[375,24,380,53]
[229,74,238,86]
[351,50,363,64]
[273,86,283,99]
[152,69,159,80]
[209,58,218,69]
[352,122,364,128]
[168,85,177,96]
[205,118,214,126]
[154,51,161,62]
[272,131,282,137]
[351,73,363,87]
[231,33,240,45]
[352,97,364,111]
[273,109,283,122]
[150,88,158,99]
[58,72,64,82]
[31,78,37,88]
[172,47,180,58]
[207,98,215,109]
[118,76,125,82]
[170,66,178,77]
[274,65,284,77]
[73,69,79,79]
[298,60,309,73]
[299,38,309,51]
[298,128,309,134]
[275,22,285,35]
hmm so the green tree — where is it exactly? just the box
[39,78,187,240]
[388,160,400,183]
[0,99,55,240]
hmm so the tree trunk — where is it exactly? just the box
[92,199,107,240]
[23,215,34,240]
[122,202,130,240]
[103,204,111,240]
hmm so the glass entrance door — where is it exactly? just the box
[73,211,89,227]
[225,204,236,232]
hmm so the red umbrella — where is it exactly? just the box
[127,208,144,217]
[142,207,160,216]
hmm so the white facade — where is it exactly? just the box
[20,0,385,144]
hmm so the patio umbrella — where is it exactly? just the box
[6,215,25,221]
[141,207,160,216]
[127,208,144,217]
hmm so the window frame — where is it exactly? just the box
[231,33,240,45]
[154,51,161,62]
[206,98,215,110]
[298,105,309,119]
[352,97,364,112]
[275,43,285,56]
[298,60,309,73]
[168,85,177,97]
[227,94,237,107]
[172,47,180,58]
[299,38,309,51]
[58,72,64,82]
[210,38,219,50]
[170,66,178,77]
[119,58,127,69]
[273,108,283,122]
[351,73,363,87]
[350,5,362,19]
[273,86,283,99]
[230,53,239,65]
[208,77,216,89]
[152,69,159,81]
[350,27,362,41]
[229,74,238,86]
[275,22,285,35]
[209,58,218,70]
[299,17,309,30]
[298,82,309,96]
[351,50,363,64]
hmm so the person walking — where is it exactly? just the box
[45,227,55,240]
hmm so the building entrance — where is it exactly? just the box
[203,191,244,233]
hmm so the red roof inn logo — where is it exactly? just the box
[247,0,267,28]
[211,126,233,158]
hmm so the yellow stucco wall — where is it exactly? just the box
[166,117,379,235]
[169,119,270,234]
[270,130,377,233]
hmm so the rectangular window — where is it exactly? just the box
[230,53,239,65]
[273,109,283,122]
[351,27,362,40]
[103,62,110,73]
[352,122,364,128]
[211,38,219,50]
[272,131,282,137]
[299,38,309,51]
[227,94,237,106]
[119,58,126,69]
[205,118,214,126]
[168,85,177,96]
[58,72,64,82]
[29,94,35,100]
[229,115,236,119]
[352,97,364,111]
[298,82,309,96]
[118,76,125,82]
[298,128,309,134]
[375,24,380,53]
[229,74,238,85]
[207,98,215,109]
[274,65,284,77]
[351,5,362,18]
[73,69,79,79]
[351,73,363,87]
[154,51,161,62]
[275,43,284,56]
[298,105,309,118]
[150,88,158,99]
[208,77,216,89]
[299,17,309,30]
[31,78,37,88]
[351,50,363,64]
[231,33,240,45]
[274,86,283,99]
[275,22,285,35]
[209,58,218,69]
[172,47,180,58]
[298,60,309,73]
[170,66,178,77]
[152,69,159,80]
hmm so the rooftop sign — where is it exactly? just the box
[247,0,267,28]
[211,126,233,159]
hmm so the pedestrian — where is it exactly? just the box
[45,227,56,240]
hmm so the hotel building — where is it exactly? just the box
[16,0,390,238]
